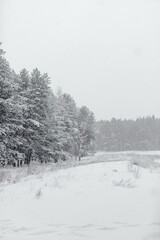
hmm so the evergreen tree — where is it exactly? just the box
[77,106,95,159]
[55,92,79,159]
[0,43,96,167]
[0,43,26,166]
[96,116,160,151]
[24,68,55,162]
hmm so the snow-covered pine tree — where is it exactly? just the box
[22,68,56,163]
[42,91,64,162]
[0,44,12,166]
[77,106,95,159]
[54,92,73,159]
[55,92,80,159]
[0,43,96,166]
[0,43,26,166]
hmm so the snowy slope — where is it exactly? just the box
[0,155,160,240]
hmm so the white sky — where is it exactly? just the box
[1,0,160,120]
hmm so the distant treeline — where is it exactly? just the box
[96,116,160,151]
[0,43,95,167]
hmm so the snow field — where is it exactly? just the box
[0,153,160,240]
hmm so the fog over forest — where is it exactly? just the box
[1,0,160,120]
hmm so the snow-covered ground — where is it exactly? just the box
[0,152,160,240]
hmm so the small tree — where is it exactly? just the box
[77,106,95,160]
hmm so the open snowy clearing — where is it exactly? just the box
[0,152,160,240]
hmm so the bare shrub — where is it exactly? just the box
[0,169,12,183]
[112,178,135,188]
[127,164,141,179]
[130,156,160,171]
[0,171,7,182]
[35,188,42,199]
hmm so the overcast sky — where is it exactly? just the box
[1,0,160,120]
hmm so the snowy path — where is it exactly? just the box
[0,157,160,240]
